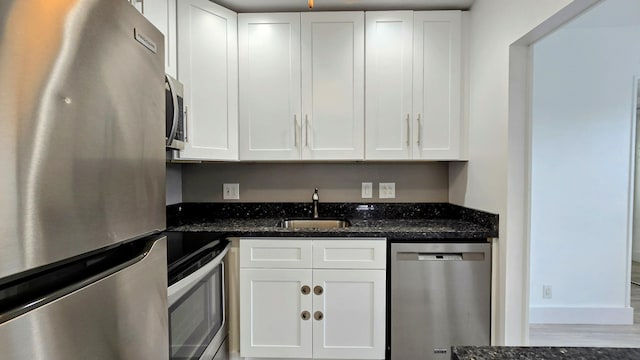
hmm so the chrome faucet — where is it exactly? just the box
[312,188,319,218]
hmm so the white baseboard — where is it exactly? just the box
[633,250,640,263]
[530,306,634,325]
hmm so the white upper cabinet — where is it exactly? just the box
[413,11,462,160]
[365,11,414,160]
[139,0,177,77]
[163,4,463,162]
[239,12,365,161]
[365,11,463,160]
[301,12,365,160]
[238,13,302,160]
[176,0,238,160]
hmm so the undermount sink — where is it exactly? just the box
[276,218,351,229]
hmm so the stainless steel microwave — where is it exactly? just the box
[165,75,185,150]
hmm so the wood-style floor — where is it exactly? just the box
[633,261,640,286]
[529,262,640,347]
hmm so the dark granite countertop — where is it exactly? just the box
[166,202,499,240]
[168,217,495,240]
[452,346,640,360]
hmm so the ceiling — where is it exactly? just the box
[211,0,475,12]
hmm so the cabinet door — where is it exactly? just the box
[413,11,462,160]
[239,13,302,160]
[312,269,386,359]
[365,11,413,160]
[312,239,386,269]
[177,0,238,160]
[301,12,365,160]
[240,268,313,358]
[142,0,177,77]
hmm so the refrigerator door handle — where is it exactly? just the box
[0,236,168,360]
[0,236,165,325]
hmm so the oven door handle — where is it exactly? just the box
[221,258,226,328]
[167,243,230,305]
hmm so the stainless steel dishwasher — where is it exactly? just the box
[390,242,491,360]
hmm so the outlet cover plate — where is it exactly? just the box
[223,183,240,200]
[362,182,373,198]
[379,182,395,199]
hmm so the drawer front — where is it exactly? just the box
[240,239,312,268]
[312,239,386,269]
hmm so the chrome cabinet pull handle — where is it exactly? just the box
[184,105,189,142]
[305,115,310,147]
[294,115,299,147]
[416,113,421,146]
[406,113,410,146]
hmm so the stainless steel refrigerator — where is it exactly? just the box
[0,0,168,359]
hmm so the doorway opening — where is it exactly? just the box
[527,0,640,346]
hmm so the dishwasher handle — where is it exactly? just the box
[396,252,485,261]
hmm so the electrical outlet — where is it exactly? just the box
[379,182,396,199]
[362,182,373,198]
[223,183,240,200]
[542,285,552,299]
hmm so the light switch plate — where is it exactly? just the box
[362,182,373,198]
[379,182,395,199]
[223,183,240,200]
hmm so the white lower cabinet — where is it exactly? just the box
[312,269,386,359]
[240,268,313,358]
[239,238,386,360]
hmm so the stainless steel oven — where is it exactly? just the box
[166,233,230,360]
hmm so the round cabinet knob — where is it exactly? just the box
[314,311,324,321]
[301,311,311,320]
[313,286,323,295]
[301,285,311,295]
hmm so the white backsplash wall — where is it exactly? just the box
[181,162,449,203]
[166,163,183,205]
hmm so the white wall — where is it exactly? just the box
[635,90,640,262]
[636,102,640,262]
[529,15,640,324]
[449,0,574,345]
